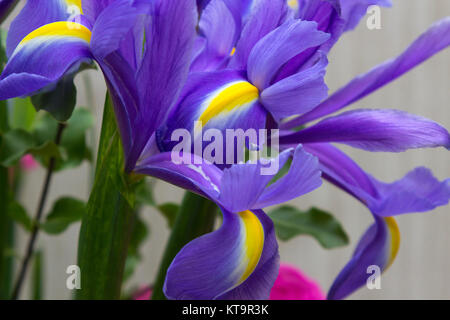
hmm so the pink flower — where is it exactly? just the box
[20,154,38,171]
[134,286,152,300]
[269,263,325,300]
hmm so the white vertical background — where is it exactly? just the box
[10,0,450,299]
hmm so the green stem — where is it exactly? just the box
[75,94,136,300]
[152,192,217,300]
[11,122,65,300]
[31,250,43,300]
[0,166,14,300]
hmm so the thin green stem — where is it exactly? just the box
[11,123,65,300]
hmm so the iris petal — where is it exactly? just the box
[283,17,450,128]
[164,208,275,300]
[281,109,450,152]
[0,21,92,100]
[327,215,400,300]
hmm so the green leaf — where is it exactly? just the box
[0,129,36,166]
[31,75,77,122]
[60,107,94,169]
[8,201,33,232]
[157,203,179,228]
[76,94,136,300]
[9,97,36,131]
[268,206,349,249]
[40,197,86,235]
[30,108,94,170]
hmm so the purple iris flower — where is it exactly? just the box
[0,0,449,301]
[0,0,325,300]
[275,1,450,299]
[158,0,450,299]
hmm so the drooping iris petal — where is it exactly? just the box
[164,208,278,300]
[129,0,198,171]
[260,52,328,122]
[283,17,450,128]
[254,145,322,208]
[191,0,237,72]
[0,21,92,100]
[303,143,450,216]
[156,70,266,156]
[327,215,400,300]
[6,0,83,56]
[218,210,279,300]
[229,0,288,70]
[369,167,450,217]
[281,109,450,152]
[247,19,329,90]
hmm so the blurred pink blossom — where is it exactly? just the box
[20,154,38,171]
[134,286,152,300]
[269,263,325,300]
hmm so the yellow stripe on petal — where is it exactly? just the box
[198,81,259,127]
[237,210,265,284]
[19,21,91,47]
[385,217,400,269]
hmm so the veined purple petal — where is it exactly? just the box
[129,0,198,172]
[134,152,222,202]
[274,0,343,82]
[164,208,278,300]
[254,145,322,208]
[247,19,330,90]
[191,0,237,72]
[260,52,328,122]
[281,109,450,152]
[228,0,289,70]
[370,167,450,217]
[90,0,143,60]
[0,21,92,100]
[327,215,400,300]
[99,52,140,161]
[218,149,292,212]
[283,17,450,128]
[6,0,81,56]
[303,143,450,216]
